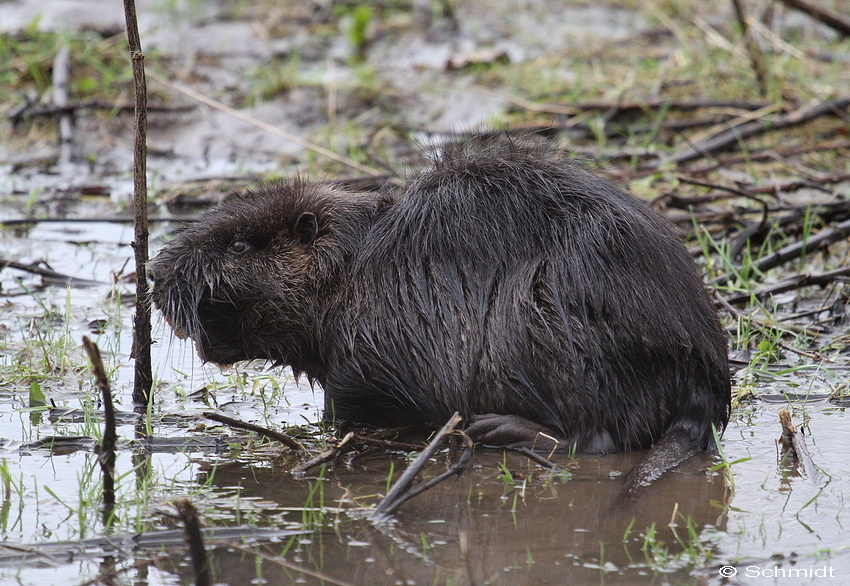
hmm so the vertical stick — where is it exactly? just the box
[174,499,212,586]
[82,337,117,514]
[731,0,769,96]
[52,46,73,168]
[122,0,153,404]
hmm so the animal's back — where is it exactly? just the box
[324,136,730,453]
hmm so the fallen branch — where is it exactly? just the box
[468,85,772,116]
[371,413,470,522]
[714,217,850,287]
[659,95,850,167]
[0,258,105,286]
[745,173,850,195]
[777,0,850,38]
[1,527,305,568]
[227,542,354,586]
[685,138,850,174]
[727,201,850,261]
[352,433,429,452]
[292,432,354,474]
[723,265,850,305]
[514,447,561,470]
[203,411,307,453]
[148,70,384,177]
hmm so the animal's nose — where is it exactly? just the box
[146,259,159,282]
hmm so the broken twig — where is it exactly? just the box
[659,96,850,167]
[714,217,850,287]
[778,408,820,482]
[292,432,354,474]
[174,499,211,586]
[777,0,850,38]
[723,266,850,305]
[371,413,469,522]
[202,411,307,453]
[82,337,117,512]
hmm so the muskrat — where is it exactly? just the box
[148,135,730,492]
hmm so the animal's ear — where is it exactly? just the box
[293,212,319,246]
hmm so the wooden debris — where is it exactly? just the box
[778,0,850,38]
[658,95,850,167]
[202,411,307,453]
[82,337,117,514]
[227,542,355,586]
[173,499,211,586]
[0,258,105,287]
[723,266,850,305]
[778,408,820,482]
[292,432,354,474]
[122,0,153,405]
[714,217,850,287]
[371,413,470,522]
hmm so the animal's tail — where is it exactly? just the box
[616,429,702,504]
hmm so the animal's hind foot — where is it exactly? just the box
[465,413,564,451]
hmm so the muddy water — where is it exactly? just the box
[3,0,850,584]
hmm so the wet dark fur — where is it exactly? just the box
[149,136,730,474]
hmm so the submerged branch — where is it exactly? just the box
[371,413,469,522]
[292,432,354,474]
[173,500,211,586]
[9,101,192,124]
[227,542,355,586]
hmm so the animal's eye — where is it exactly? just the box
[228,240,252,254]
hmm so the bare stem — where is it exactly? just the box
[122,0,153,404]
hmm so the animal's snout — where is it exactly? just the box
[146,258,161,282]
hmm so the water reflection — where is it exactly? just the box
[181,448,730,584]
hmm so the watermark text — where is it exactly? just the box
[719,565,837,579]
